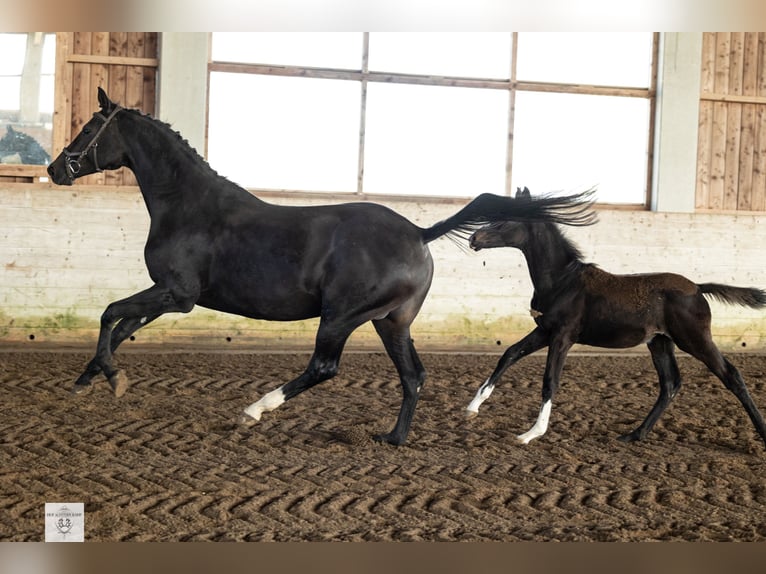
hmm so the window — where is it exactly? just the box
[208,32,656,204]
[0,33,55,167]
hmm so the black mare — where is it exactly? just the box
[466,187,766,450]
[47,89,594,446]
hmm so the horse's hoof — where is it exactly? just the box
[465,409,478,420]
[238,413,258,428]
[108,370,129,398]
[71,383,92,396]
[617,433,639,443]
[373,432,405,446]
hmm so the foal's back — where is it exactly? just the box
[575,266,708,348]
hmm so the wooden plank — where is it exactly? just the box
[109,32,128,57]
[700,93,766,105]
[52,33,73,156]
[695,100,713,209]
[759,33,766,98]
[700,33,716,94]
[125,33,145,109]
[724,102,742,210]
[714,33,731,94]
[709,101,728,210]
[0,165,48,177]
[143,33,158,115]
[728,32,744,96]
[209,61,652,98]
[65,54,159,67]
[753,106,766,211]
[106,34,128,186]
[737,104,756,210]
[705,34,729,210]
[742,33,759,97]
[84,32,110,187]
[696,33,716,209]
[70,33,91,143]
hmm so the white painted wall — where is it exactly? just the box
[2,184,765,352]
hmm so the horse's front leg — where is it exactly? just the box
[72,314,161,395]
[517,335,572,444]
[74,284,197,397]
[466,328,548,418]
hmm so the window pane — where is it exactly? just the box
[364,83,508,196]
[368,33,511,78]
[512,92,650,204]
[0,33,55,166]
[207,72,360,192]
[212,32,363,69]
[0,34,26,75]
[517,33,653,87]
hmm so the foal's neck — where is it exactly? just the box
[521,223,581,293]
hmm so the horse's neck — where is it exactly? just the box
[521,227,578,294]
[121,114,227,215]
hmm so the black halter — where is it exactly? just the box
[62,105,122,182]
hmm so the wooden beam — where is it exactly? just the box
[701,92,766,105]
[66,54,159,67]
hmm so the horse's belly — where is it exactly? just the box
[578,321,658,349]
[197,287,321,321]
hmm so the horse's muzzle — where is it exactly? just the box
[47,158,74,186]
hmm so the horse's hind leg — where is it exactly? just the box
[686,343,766,449]
[619,334,681,443]
[371,316,426,446]
[672,314,766,450]
[466,327,548,417]
[240,318,353,425]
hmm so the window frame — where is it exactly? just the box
[207,33,660,206]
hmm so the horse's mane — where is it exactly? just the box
[122,107,224,180]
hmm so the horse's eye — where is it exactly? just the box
[83,127,92,135]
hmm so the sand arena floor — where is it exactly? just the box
[2,350,766,541]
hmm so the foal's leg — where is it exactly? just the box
[371,316,427,446]
[618,334,682,442]
[679,338,766,449]
[466,327,548,417]
[77,284,197,396]
[517,336,573,444]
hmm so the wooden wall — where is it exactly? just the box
[52,32,158,187]
[696,32,766,211]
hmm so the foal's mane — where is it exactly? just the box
[544,220,587,264]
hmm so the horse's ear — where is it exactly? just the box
[515,186,532,199]
[97,87,114,112]
[522,186,531,197]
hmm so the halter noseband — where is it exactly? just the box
[62,105,122,182]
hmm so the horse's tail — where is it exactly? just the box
[699,283,766,309]
[419,189,597,244]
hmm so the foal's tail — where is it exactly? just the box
[699,283,766,309]
[419,188,597,244]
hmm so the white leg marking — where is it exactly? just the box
[517,400,552,444]
[466,379,495,418]
[243,387,285,421]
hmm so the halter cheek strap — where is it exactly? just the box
[62,105,123,182]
